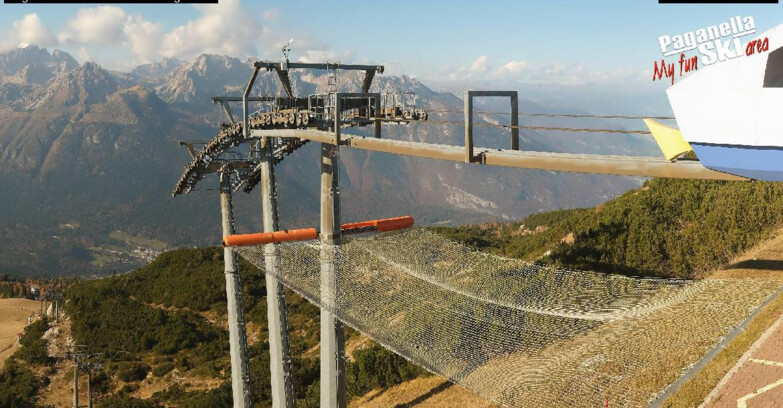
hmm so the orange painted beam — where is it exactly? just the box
[223,215,414,247]
[223,228,318,247]
[341,216,414,233]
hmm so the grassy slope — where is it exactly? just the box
[435,178,783,279]
[10,178,783,406]
[0,299,41,369]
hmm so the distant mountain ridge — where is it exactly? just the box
[0,45,653,276]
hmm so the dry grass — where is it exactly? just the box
[657,228,783,407]
[350,375,497,408]
[459,278,780,407]
[0,298,42,368]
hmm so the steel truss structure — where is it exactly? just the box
[172,51,750,408]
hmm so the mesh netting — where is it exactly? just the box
[236,229,782,407]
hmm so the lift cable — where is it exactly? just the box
[422,120,653,135]
[426,109,675,121]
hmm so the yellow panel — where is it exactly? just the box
[644,119,693,161]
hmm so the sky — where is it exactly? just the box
[0,0,781,88]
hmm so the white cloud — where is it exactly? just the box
[160,0,262,60]
[56,5,163,64]
[123,15,163,63]
[299,49,339,63]
[0,13,56,52]
[14,14,56,48]
[497,60,529,76]
[296,48,354,64]
[58,6,127,46]
[447,55,493,80]
[0,1,352,71]
[470,55,489,72]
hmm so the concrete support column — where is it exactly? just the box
[220,171,252,408]
[319,143,347,408]
[260,138,295,408]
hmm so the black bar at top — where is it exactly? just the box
[4,0,217,3]
[659,0,777,3]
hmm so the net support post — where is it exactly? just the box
[319,142,347,408]
[73,360,78,408]
[260,140,296,407]
[334,93,342,145]
[374,95,381,139]
[510,92,519,150]
[220,171,252,408]
[464,91,474,163]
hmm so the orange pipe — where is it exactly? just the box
[341,216,414,233]
[223,216,414,247]
[223,228,318,247]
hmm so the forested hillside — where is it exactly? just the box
[435,179,783,278]
[6,178,783,406]
[60,247,426,407]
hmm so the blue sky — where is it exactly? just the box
[0,0,780,86]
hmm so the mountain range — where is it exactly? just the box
[0,45,657,276]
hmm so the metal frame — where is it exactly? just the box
[464,91,519,163]
[255,61,383,99]
[332,93,382,143]
[178,56,755,408]
[256,61,383,74]
[249,129,746,181]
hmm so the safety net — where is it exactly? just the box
[236,228,782,407]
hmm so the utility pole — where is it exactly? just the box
[259,137,295,407]
[220,169,252,408]
[320,142,347,408]
[73,356,79,408]
[87,357,102,408]
[66,346,102,408]
[47,292,63,323]
[66,345,85,408]
[88,368,92,408]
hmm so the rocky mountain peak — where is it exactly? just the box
[130,57,184,81]
[0,45,78,80]
[22,61,118,109]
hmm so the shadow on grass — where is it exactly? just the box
[727,259,783,271]
[393,381,454,407]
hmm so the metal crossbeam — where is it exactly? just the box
[249,129,746,181]
[255,61,384,74]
